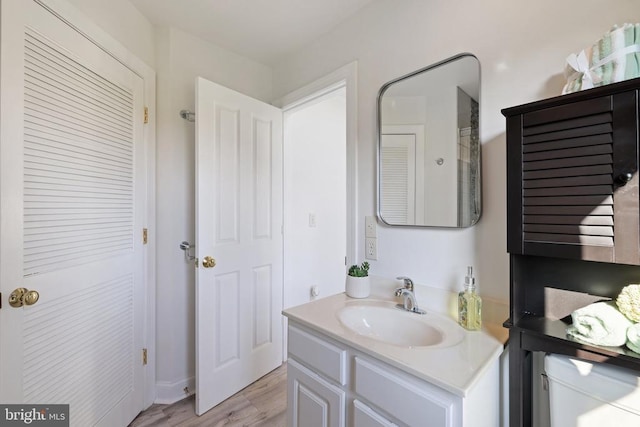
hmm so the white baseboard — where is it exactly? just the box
[155,376,195,404]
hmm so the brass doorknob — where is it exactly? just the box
[202,256,216,269]
[24,290,40,306]
[9,287,39,308]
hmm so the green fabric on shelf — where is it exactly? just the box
[623,24,638,79]
[562,23,640,94]
[599,29,613,85]
[627,323,640,354]
[566,301,633,347]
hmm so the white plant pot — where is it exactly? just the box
[345,275,370,298]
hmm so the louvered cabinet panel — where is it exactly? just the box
[506,90,640,264]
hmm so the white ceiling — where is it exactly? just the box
[130,0,375,66]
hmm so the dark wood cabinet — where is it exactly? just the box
[504,85,640,264]
[503,77,640,427]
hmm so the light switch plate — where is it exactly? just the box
[365,216,377,238]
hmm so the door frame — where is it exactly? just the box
[30,0,157,408]
[277,62,357,358]
[278,61,358,268]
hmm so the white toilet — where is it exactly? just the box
[545,353,640,426]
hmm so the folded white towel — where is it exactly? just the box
[566,301,632,347]
[627,323,640,354]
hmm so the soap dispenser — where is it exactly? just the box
[458,266,482,331]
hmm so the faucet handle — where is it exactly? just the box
[396,276,414,292]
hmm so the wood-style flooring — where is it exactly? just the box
[129,363,287,427]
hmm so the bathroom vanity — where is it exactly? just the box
[503,77,640,427]
[283,292,504,427]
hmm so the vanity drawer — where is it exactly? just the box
[354,356,458,427]
[354,399,398,427]
[288,324,347,385]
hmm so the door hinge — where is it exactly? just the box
[143,228,148,245]
[142,348,148,365]
[143,106,149,124]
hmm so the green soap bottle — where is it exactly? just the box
[458,266,482,331]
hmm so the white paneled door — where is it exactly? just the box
[195,77,283,415]
[0,1,147,426]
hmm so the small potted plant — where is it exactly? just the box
[346,261,370,298]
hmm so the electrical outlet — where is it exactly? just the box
[365,237,377,260]
[365,216,377,238]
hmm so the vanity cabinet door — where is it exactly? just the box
[287,359,346,427]
[506,90,640,264]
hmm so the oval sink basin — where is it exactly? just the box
[337,301,464,348]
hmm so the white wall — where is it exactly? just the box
[271,0,640,302]
[423,85,457,226]
[65,0,155,68]
[154,27,273,403]
[283,90,347,309]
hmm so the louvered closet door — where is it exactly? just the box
[380,134,416,225]
[511,91,639,264]
[0,1,146,426]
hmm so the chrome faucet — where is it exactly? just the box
[395,276,426,314]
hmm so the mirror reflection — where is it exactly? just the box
[377,53,481,227]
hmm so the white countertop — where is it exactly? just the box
[282,283,506,397]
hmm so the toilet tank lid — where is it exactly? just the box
[545,354,640,386]
[545,353,640,414]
